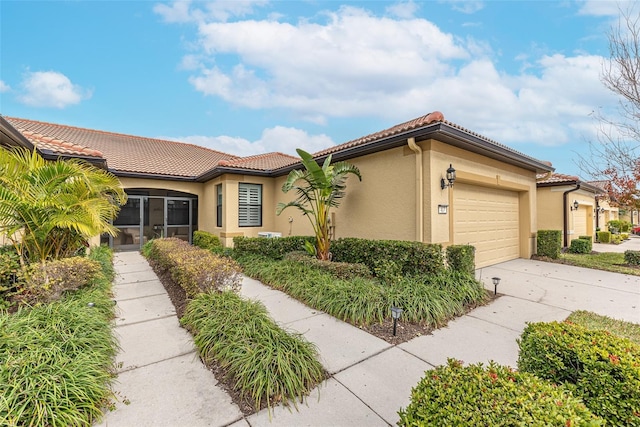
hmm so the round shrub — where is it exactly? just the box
[518,321,640,426]
[24,257,102,303]
[569,238,592,254]
[398,359,602,426]
[192,230,222,251]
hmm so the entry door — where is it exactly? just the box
[113,196,143,251]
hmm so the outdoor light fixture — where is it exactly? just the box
[440,164,456,190]
[570,200,579,211]
[492,277,501,295]
[391,306,403,336]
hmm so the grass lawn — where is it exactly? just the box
[559,252,640,276]
[567,310,640,345]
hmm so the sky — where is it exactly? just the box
[0,0,635,177]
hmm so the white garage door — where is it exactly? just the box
[454,184,520,268]
[572,206,588,238]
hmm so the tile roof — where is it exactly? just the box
[312,111,549,169]
[218,152,299,171]
[536,172,580,184]
[4,117,239,178]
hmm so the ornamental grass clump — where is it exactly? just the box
[181,291,326,413]
[398,359,603,426]
[0,246,118,426]
[518,321,640,426]
[146,238,241,297]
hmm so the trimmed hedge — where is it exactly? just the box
[398,359,602,426]
[331,237,445,276]
[446,245,475,275]
[598,231,611,243]
[181,291,325,412]
[146,238,241,297]
[622,233,630,240]
[193,230,222,251]
[24,257,102,303]
[612,235,623,245]
[579,235,593,242]
[537,230,562,258]
[518,321,640,426]
[233,236,315,260]
[625,250,640,266]
[569,238,592,254]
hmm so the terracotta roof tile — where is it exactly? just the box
[536,172,581,184]
[4,117,239,178]
[219,152,299,171]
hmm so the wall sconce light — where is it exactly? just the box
[391,306,403,336]
[570,200,579,211]
[492,277,501,295]
[440,164,456,190]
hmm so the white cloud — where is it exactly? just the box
[188,6,467,122]
[154,0,268,23]
[442,0,485,14]
[18,71,91,109]
[386,1,419,19]
[577,0,629,16]
[162,126,336,157]
[159,2,622,150]
[0,80,10,93]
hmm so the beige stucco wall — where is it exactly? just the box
[536,186,597,241]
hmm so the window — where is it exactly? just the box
[238,183,262,227]
[216,184,222,227]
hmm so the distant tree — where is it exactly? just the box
[0,147,127,264]
[277,149,361,261]
[578,4,640,206]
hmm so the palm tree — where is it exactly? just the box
[277,149,361,260]
[0,147,127,264]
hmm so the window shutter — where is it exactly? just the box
[238,184,262,227]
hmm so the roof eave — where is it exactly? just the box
[537,180,602,194]
[197,166,274,182]
[111,169,198,182]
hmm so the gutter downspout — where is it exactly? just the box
[407,137,424,242]
[563,184,581,248]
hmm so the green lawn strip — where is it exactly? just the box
[0,246,117,427]
[559,252,640,276]
[236,254,488,327]
[567,310,640,345]
[180,291,326,413]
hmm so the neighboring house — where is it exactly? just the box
[587,180,621,230]
[1,112,553,268]
[536,173,607,247]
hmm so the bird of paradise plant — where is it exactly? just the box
[277,149,361,260]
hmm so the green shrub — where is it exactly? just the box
[579,235,593,242]
[518,321,640,425]
[24,257,102,303]
[331,237,445,276]
[193,230,222,251]
[446,245,475,275]
[537,230,562,259]
[398,359,602,426]
[0,246,21,299]
[233,236,316,260]
[283,251,372,280]
[598,231,611,243]
[181,291,325,412]
[608,220,622,234]
[146,238,241,298]
[569,238,592,254]
[612,234,623,245]
[0,247,117,426]
[622,233,630,240]
[625,250,640,266]
[622,221,632,233]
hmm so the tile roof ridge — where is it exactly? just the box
[4,116,240,159]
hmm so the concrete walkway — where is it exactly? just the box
[99,251,640,427]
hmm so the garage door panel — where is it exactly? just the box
[573,206,588,237]
[454,184,520,268]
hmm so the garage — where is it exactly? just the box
[454,184,520,268]
[572,206,588,238]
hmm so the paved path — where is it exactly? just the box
[99,251,640,427]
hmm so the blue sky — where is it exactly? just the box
[0,0,633,177]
